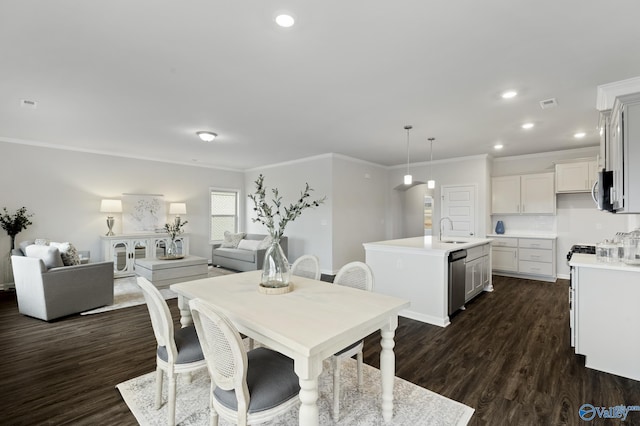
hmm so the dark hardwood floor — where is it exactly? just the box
[1,275,639,425]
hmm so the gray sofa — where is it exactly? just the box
[211,234,288,272]
[11,242,114,321]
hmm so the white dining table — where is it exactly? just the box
[170,270,410,426]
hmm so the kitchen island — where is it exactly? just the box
[364,236,493,327]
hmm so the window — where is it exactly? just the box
[210,189,239,241]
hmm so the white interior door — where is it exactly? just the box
[441,184,476,237]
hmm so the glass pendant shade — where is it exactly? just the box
[427,137,436,190]
[403,125,413,185]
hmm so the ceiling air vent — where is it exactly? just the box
[20,99,38,109]
[539,98,558,109]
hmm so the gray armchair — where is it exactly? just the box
[11,249,114,321]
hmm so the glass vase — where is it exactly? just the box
[166,239,179,257]
[261,239,290,288]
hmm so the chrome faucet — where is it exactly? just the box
[439,216,453,241]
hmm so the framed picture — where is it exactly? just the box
[122,193,166,233]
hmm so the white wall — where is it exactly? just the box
[332,155,388,270]
[0,142,243,283]
[388,154,491,240]
[245,154,388,274]
[244,155,333,272]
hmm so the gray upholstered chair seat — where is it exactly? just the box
[157,326,204,364]
[214,347,300,413]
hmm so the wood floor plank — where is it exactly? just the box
[1,274,639,425]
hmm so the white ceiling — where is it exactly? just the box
[2,1,640,171]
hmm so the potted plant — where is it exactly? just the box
[249,174,325,291]
[1,207,34,251]
[163,217,188,258]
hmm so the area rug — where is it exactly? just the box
[117,358,474,425]
[81,267,235,315]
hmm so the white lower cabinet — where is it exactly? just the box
[465,244,490,302]
[491,236,556,282]
[573,262,640,380]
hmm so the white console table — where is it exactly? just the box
[100,233,189,278]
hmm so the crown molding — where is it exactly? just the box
[0,136,242,172]
[596,76,640,111]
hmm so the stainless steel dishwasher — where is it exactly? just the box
[448,249,467,315]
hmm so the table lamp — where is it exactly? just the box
[169,202,187,225]
[100,199,122,236]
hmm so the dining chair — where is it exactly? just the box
[331,261,374,420]
[291,254,321,280]
[189,298,301,426]
[137,277,206,426]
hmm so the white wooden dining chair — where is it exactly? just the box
[137,277,206,426]
[291,254,321,280]
[189,298,301,426]
[331,261,374,420]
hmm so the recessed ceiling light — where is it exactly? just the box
[522,123,534,129]
[275,14,295,27]
[501,91,517,99]
[574,132,586,139]
[494,143,504,150]
[196,131,217,142]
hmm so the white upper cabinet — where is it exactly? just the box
[555,160,598,193]
[492,172,555,215]
[491,175,521,214]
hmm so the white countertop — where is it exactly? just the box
[487,233,557,239]
[363,236,493,255]
[570,253,640,272]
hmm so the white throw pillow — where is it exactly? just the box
[221,231,246,248]
[257,235,273,250]
[237,239,261,251]
[25,245,64,269]
[50,241,81,266]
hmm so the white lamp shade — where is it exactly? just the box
[169,202,187,215]
[427,179,436,189]
[100,199,122,213]
[404,174,413,185]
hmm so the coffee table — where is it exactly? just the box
[134,255,208,288]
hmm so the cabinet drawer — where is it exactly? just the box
[518,238,553,250]
[519,248,553,263]
[519,260,553,276]
[466,246,485,261]
[492,237,518,248]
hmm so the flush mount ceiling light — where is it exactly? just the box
[403,125,413,185]
[501,90,518,99]
[574,132,586,139]
[494,143,504,150]
[275,14,295,27]
[521,122,534,130]
[196,131,217,142]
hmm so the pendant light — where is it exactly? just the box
[427,137,436,189]
[403,125,413,185]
